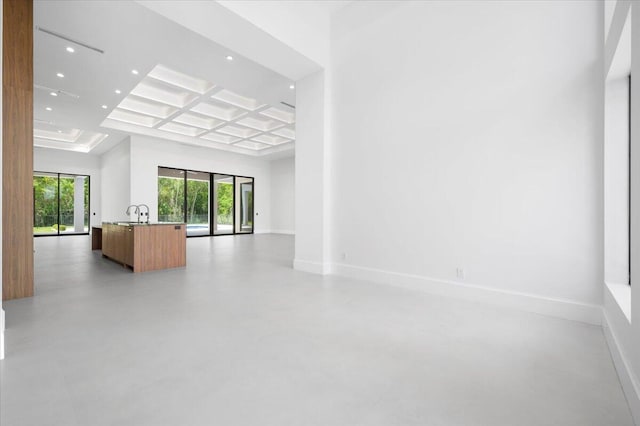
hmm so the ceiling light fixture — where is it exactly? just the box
[56,73,64,78]
[225,55,233,61]
[45,107,52,111]
[132,69,139,75]
[101,105,108,109]
[35,84,79,99]
[66,46,74,53]
[50,91,58,97]
[115,89,121,94]
[289,84,295,90]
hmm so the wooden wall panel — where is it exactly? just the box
[3,0,34,300]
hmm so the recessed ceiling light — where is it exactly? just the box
[56,73,64,78]
[66,46,75,53]
[45,107,52,111]
[132,69,139,75]
[289,84,295,90]
[115,89,121,94]
[101,105,108,109]
[225,55,233,61]
[57,130,62,133]
[50,91,58,97]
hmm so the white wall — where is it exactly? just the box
[100,138,131,222]
[329,2,603,308]
[34,147,102,227]
[603,1,640,422]
[128,135,272,233]
[270,156,295,234]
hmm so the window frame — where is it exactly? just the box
[157,166,255,238]
[33,171,91,237]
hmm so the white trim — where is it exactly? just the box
[605,0,632,76]
[293,258,330,275]
[0,308,4,360]
[603,311,640,424]
[331,262,603,325]
[270,229,294,235]
[606,281,632,322]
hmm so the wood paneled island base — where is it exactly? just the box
[101,223,186,272]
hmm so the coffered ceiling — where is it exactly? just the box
[34,0,296,157]
[102,64,295,153]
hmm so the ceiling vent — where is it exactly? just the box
[36,26,104,54]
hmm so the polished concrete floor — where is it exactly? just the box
[0,235,633,425]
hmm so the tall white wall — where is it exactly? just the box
[100,138,131,222]
[330,2,603,306]
[603,1,640,422]
[128,135,272,233]
[34,147,102,227]
[270,156,295,234]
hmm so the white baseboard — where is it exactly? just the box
[254,230,295,235]
[270,229,295,235]
[331,262,603,325]
[603,311,640,424]
[0,308,4,360]
[293,258,331,275]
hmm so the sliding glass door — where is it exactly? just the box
[157,167,254,237]
[235,176,254,234]
[213,174,234,235]
[33,173,59,236]
[33,172,90,236]
[186,171,210,236]
[59,174,89,234]
[158,167,185,223]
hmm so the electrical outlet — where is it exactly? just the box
[341,252,347,261]
[456,268,465,280]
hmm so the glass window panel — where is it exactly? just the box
[158,167,185,223]
[186,171,210,236]
[33,173,59,235]
[59,174,89,234]
[235,176,254,233]
[213,174,234,235]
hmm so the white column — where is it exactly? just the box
[294,69,331,274]
[74,176,85,233]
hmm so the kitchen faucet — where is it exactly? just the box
[138,204,150,224]
[125,205,140,222]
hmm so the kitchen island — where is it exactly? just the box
[101,222,186,272]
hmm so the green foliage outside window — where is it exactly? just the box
[157,173,236,226]
[33,175,89,232]
[216,182,233,224]
[158,177,186,222]
[158,177,224,224]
